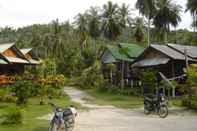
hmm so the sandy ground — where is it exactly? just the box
[40,87,197,131]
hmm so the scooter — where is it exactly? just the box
[48,103,77,131]
[144,93,168,118]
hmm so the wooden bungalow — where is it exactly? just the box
[20,48,40,65]
[0,43,40,84]
[132,43,197,97]
[132,44,197,78]
[101,43,144,87]
[0,43,29,75]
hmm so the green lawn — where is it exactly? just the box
[84,89,144,109]
[0,95,80,131]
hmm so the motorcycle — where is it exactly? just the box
[48,103,77,131]
[144,93,168,118]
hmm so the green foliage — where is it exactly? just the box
[11,80,32,105]
[1,107,23,125]
[80,60,105,88]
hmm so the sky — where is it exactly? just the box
[0,0,193,30]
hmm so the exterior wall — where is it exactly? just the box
[0,64,25,75]
[2,48,17,57]
[25,53,32,59]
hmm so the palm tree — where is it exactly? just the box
[153,0,182,43]
[119,3,131,29]
[186,0,197,31]
[87,7,101,40]
[136,0,156,45]
[101,1,122,40]
[74,13,89,49]
[133,17,146,43]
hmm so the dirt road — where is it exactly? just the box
[64,87,197,131]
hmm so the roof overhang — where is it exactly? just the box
[132,57,170,68]
[3,56,29,64]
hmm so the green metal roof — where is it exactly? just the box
[101,43,144,63]
[107,45,134,62]
[119,43,144,58]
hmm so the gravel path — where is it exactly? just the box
[64,87,197,131]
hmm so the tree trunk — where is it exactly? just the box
[164,31,168,44]
[147,18,151,46]
[121,61,125,90]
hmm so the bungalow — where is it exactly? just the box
[0,43,40,76]
[132,44,197,78]
[101,43,144,87]
[20,48,40,65]
[132,43,197,97]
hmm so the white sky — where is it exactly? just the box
[0,0,193,30]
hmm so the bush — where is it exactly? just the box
[0,88,16,103]
[11,80,32,105]
[80,61,105,89]
[1,107,23,125]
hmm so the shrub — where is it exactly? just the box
[140,69,157,94]
[1,107,23,125]
[11,80,32,105]
[80,61,105,89]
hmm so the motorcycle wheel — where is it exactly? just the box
[49,123,58,131]
[158,105,168,118]
[144,102,151,115]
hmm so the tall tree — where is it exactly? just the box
[87,7,101,39]
[119,3,131,29]
[74,13,89,49]
[153,0,182,43]
[186,0,197,31]
[133,17,146,43]
[101,1,122,40]
[136,0,156,45]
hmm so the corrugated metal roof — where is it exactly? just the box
[101,50,117,64]
[119,43,144,58]
[3,56,29,64]
[20,48,32,55]
[168,43,197,59]
[0,43,15,53]
[107,45,134,62]
[29,59,40,65]
[151,44,189,60]
[132,57,170,67]
[0,58,8,64]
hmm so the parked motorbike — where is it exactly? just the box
[144,93,168,118]
[48,103,77,131]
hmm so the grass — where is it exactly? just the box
[83,88,143,109]
[0,95,80,131]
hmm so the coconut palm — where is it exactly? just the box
[119,3,131,29]
[101,1,122,40]
[186,0,197,30]
[133,17,146,43]
[87,7,101,40]
[135,0,156,45]
[153,0,182,43]
[74,13,89,49]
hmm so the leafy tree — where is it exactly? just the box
[136,0,156,45]
[12,80,32,105]
[74,13,89,49]
[119,3,131,29]
[101,1,122,40]
[186,0,197,30]
[87,7,101,39]
[153,0,182,43]
[133,17,146,43]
